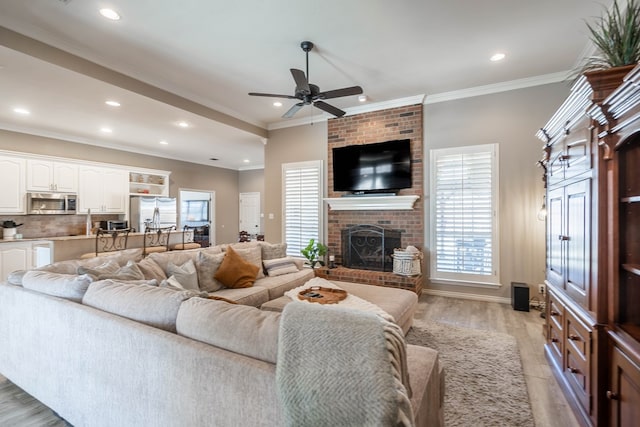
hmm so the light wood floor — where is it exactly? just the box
[416,294,580,427]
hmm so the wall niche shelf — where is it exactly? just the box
[324,195,419,211]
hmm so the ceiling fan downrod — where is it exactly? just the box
[301,41,313,83]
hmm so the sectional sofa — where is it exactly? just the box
[0,242,444,426]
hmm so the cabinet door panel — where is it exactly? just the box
[27,160,54,191]
[0,156,26,214]
[547,187,565,288]
[566,179,590,305]
[610,346,640,427]
[564,126,591,179]
[54,163,78,192]
[78,166,104,213]
[0,246,29,282]
[102,169,127,213]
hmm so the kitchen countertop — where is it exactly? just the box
[0,230,185,244]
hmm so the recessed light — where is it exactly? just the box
[243,159,250,163]
[490,53,506,62]
[105,100,120,107]
[159,140,168,145]
[273,101,283,107]
[99,8,120,20]
[100,127,113,133]
[358,95,367,102]
[13,107,30,115]
[177,121,189,128]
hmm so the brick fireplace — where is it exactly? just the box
[323,104,424,294]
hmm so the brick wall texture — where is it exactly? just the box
[326,104,424,292]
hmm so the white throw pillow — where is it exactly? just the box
[166,259,199,291]
[263,256,299,277]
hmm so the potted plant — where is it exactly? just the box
[576,0,640,76]
[300,238,328,268]
[1,220,23,240]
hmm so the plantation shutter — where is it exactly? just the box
[430,144,499,286]
[282,161,323,257]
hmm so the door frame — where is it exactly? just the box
[178,188,215,246]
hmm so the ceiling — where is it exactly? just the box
[0,0,608,170]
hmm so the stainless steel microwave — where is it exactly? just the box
[27,192,77,215]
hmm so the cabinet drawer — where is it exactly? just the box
[548,291,564,332]
[548,318,563,363]
[564,308,592,414]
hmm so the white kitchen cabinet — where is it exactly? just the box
[27,160,78,192]
[0,240,52,282]
[78,166,128,214]
[0,155,26,214]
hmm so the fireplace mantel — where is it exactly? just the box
[324,195,419,211]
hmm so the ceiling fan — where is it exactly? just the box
[249,41,363,118]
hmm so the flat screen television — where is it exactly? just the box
[332,139,411,193]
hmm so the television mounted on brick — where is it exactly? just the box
[332,139,411,194]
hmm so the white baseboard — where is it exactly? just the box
[424,288,511,305]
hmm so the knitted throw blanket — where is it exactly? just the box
[276,302,414,427]
[284,277,395,324]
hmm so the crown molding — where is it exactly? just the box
[267,95,426,131]
[424,71,571,104]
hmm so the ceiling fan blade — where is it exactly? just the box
[314,100,346,117]
[318,86,363,100]
[248,92,298,99]
[283,102,305,118]
[290,69,310,93]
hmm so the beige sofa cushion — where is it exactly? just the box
[36,249,143,275]
[195,251,225,292]
[137,257,167,282]
[262,256,299,277]
[177,298,281,364]
[82,280,193,332]
[77,259,145,281]
[210,286,270,307]
[166,259,199,291]
[22,271,93,302]
[259,242,287,260]
[254,268,315,300]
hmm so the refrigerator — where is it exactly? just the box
[130,196,177,232]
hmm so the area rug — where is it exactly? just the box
[406,321,535,427]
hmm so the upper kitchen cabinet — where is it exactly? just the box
[0,155,26,214]
[26,160,78,193]
[129,171,169,196]
[78,166,128,214]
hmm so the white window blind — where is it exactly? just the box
[430,144,499,286]
[282,161,323,258]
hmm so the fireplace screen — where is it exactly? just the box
[341,225,401,272]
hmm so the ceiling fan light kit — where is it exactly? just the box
[248,41,363,118]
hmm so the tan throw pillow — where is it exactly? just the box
[196,251,226,292]
[214,246,259,289]
[260,242,287,260]
[232,245,265,279]
[263,256,299,277]
[167,259,199,291]
[137,257,167,282]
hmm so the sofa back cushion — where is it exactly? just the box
[22,271,93,302]
[37,248,144,275]
[82,280,194,332]
[176,297,280,363]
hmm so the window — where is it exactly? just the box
[282,161,323,258]
[429,144,500,286]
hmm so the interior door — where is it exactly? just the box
[239,192,261,235]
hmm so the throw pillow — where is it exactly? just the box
[232,245,265,279]
[77,260,121,279]
[137,257,167,282]
[195,251,226,292]
[166,259,200,291]
[214,246,259,289]
[260,242,287,260]
[262,256,299,277]
[78,260,145,281]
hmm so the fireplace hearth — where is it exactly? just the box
[341,225,401,272]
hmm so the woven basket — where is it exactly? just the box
[392,249,422,276]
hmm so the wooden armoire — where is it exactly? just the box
[537,63,640,427]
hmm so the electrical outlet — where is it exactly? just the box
[538,284,546,295]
